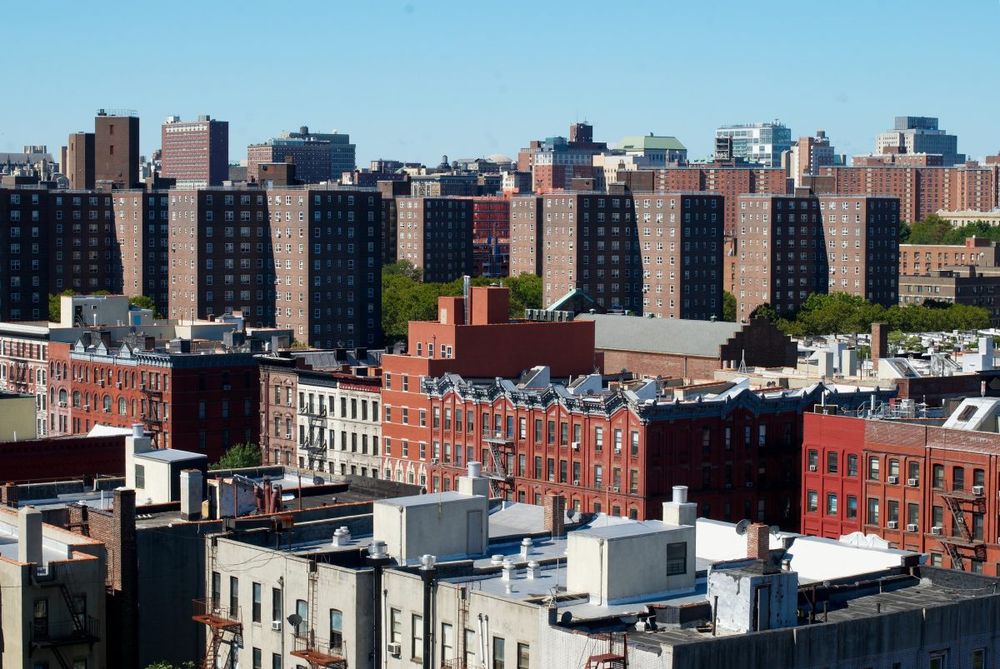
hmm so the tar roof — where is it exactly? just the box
[576,313,742,358]
[376,490,473,508]
[135,449,207,463]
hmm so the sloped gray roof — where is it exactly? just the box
[575,314,741,358]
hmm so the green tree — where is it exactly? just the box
[749,303,779,322]
[209,442,262,471]
[722,291,737,322]
[383,260,423,281]
[128,295,164,319]
[48,289,76,322]
[899,220,911,243]
[906,214,952,244]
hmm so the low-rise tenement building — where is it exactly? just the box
[899,236,1000,276]
[735,193,900,320]
[802,395,1000,575]
[899,266,1000,325]
[0,505,107,669]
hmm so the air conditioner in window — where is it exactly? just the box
[573,480,580,486]
[387,642,402,657]
[907,478,918,487]
[887,520,898,529]
[808,464,817,472]
[571,441,580,450]
[431,458,439,465]
[973,485,985,496]
[931,526,942,535]
[887,475,899,485]
[271,620,282,631]
[612,486,620,493]
[906,523,918,532]
[614,447,621,454]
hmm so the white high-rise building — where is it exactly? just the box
[715,121,792,167]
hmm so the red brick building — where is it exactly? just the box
[802,408,1000,574]
[469,196,510,276]
[381,286,891,527]
[899,237,1000,276]
[160,115,229,187]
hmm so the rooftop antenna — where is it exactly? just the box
[738,349,748,375]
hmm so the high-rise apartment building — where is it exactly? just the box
[160,115,230,187]
[517,122,608,192]
[714,122,792,168]
[94,110,140,189]
[735,194,900,319]
[533,192,723,319]
[470,196,509,276]
[875,116,965,166]
[395,197,473,282]
[509,195,544,276]
[247,126,355,183]
[112,189,171,312]
[166,187,382,347]
[280,126,355,177]
[787,130,840,187]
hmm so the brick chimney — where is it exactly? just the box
[871,322,888,368]
[747,522,770,562]
[543,494,565,538]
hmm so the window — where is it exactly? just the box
[953,467,965,491]
[252,582,261,623]
[517,642,530,669]
[412,614,423,661]
[929,651,948,669]
[933,464,945,489]
[390,608,402,644]
[888,459,900,479]
[666,541,686,575]
[867,498,880,526]
[826,452,838,473]
[252,648,262,669]
[826,493,838,515]
[868,457,880,480]
[595,427,603,450]
[272,653,282,669]
[807,450,818,470]
[907,503,919,527]
[887,500,899,524]
[295,599,308,637]
[493,636,506,669]
[464,629,477,669]
[229,576,239,617]
[847,454,858,477]
[846,495,858,519]
[329,609,343,650]
[971,648,986,669]
[135,464,145,488]
[271,588,282,625]
[441,623,454,664]
[908,461,920,482]
[807,490,818,512]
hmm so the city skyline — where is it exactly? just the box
[3,0,999,166]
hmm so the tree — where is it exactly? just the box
[383,260,423,281]
[128,295,164,319]
[722,291,736,322]
[906,214,952,244]
[749,303,779,322]
[48,289,76,322]
[899,220,911,243]
[209,442,262,470]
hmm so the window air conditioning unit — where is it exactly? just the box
[271,620,282,631]
[907,478,918,487]
[571,441,580,450]
[573,480,580,486]
[387,642,402,658]
[906,524,918,532]
[808,464,817,472]
[931,526,943,535]
[887,475,898,485]
[973,485,985,496]
[614,447,621,454]
[431,458,439,465]
[887,520,898,529]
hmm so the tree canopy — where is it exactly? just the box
[901,214,1000,245]
[381,262,543,345]
[209,442,262,470]
[722,291,736,322]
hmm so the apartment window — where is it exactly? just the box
[807,450,818,470]
[953,467,965,491]
[929,651,948,669]
[441,623,454,664]
[135,464,145,488]
[933,505,944,530]
[908,461,920,482]
[974,468,986,488]
[868,457,880,480]
[229,576,239,616]
[272,654,282,669]
[826,452,837,473]
[412,614,423,661]
[933,464,945,489]
[464,629,477,669]
[390,608,402,644]
[907,503,919,527]
[846,495,858,519]
[867,498,880,526]
[972,648,986,669]
[631,430,639,455]
[887,500,899,524]
[826,493,838,515]
[252,582,261,623]
[517,642,530,669]
[807,490,818,512]
[493,636,506,669]
[329,609,343,650]
[252,647,262,669]
[271,588,282,624]
[595,427,603,450]
[847,454,858,477]
[295,599,308,637]
[666,541,686,575]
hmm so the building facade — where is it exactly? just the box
[899,266,1000,326]
[874,116,965,166]
[94,110,140,189]
[160,115,230,187]
[899,237,1000,276]
[296,371,381,475]
[470,196,510,277]
[714,122,792,168]
[395,197,473,282]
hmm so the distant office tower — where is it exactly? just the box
[787,130,840,187]
[874,116,965,166]
[533,192,724,319]
[65,132,95,190]
[517,122,608,192]
[395,197,473,282]
[160,115,229,186]
[715,122,792,168]
[735,194,900,320]
[247,126,355,183]
[94,110,140,189]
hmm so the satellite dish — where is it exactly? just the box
[287,613,302,627]
[769,525,781,537]
[735,519,751,536]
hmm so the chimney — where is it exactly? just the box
[520,537,533,561]
[543,494,566,538]
[180,469,203,520]
[747,522,770,562]
[18,506,42,565]
[871,322,888,368]
[662,485,698,526]
[457,462,490,498]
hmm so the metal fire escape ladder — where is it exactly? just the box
[585,632,628,669]
[482,433,513,499]
[938,488,987,570]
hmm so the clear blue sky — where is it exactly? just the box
[3,0,998,166]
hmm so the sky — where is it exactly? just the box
[2,0,999,167]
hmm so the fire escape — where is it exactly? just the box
[938,485,987,571]
[482,432,514,499]
[299,401,328,461]
[290,560,347,668]
[141,382,164,446]
[30,578,101,669]
[192,598,242,669]
[585,632,628,669]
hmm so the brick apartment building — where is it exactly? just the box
[899,267,1000,326]
[113,189,171,313]
[735,193,900,319]
[48,332,259,460]
[518,122,607,193]
[165,187,381,347]
[66,131,95,190]
[380,286,891,527]
[801,405,1000,575]
[94,110,140,189]
[470,196,510,276]
[814,164,999,223]
[160,115,230,187]
[395,196,473,282]
[525,192,723,319]
[0,321,52,436]
[509,195,543,276]
[899,237,1000,276]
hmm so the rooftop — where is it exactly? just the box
[576,313,742,358]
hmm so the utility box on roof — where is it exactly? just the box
[373,490,488,565]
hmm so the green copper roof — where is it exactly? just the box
[618,135,687,152]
